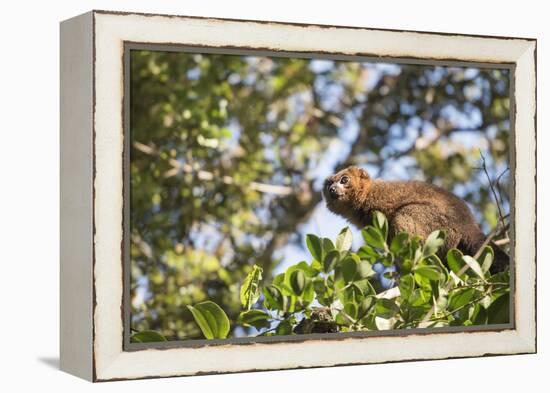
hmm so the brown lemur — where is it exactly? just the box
[323,166,509,273]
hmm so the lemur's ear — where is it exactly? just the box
[353,166,370,179]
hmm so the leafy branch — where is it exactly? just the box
[132,211,510,342]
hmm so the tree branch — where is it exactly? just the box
[478,150,507,231]
[133,141,293,196]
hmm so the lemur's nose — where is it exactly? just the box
[329,185,337,195]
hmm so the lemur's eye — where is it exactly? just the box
[340,176,349,185]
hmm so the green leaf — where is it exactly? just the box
[323,249,340,273]
[187,306,213,339]
[357,244,379,262]
[295,261,320,277]
[290,270,306,295]
[390,232,410,254]
[447,249,467,279]
[311,258,323,272]
[358,296,376,319]
[462,256,485,279]
[284,262,318,294]
[488,271,510,284]
[240,265,263,311]
[284,294,296,313]
[238,309,271,329]
[479,246,495,274]
[424,254,449,283]
[447,249,485,280]
[375,298,400,318]
[414,266,443,282]
[313,277,327,295]
[263,285,284,310]
[362,227,386,249]
[341,256,358,283]
[339,283,364,305]
[322,237,335,255]
[471,304,488,325]
[372,211,389,241]
[301,281,315,304]
[306,234,323,262]
[448,287,477,310]
[423,230,446,257]
[400,259,413,275]
[275,319,293,336]
[335,312,351,327]
[409,288,432,307]
[130,330,167,343]
[313,278,335,307]
[335,227,353,252]
[344,302,358,320]
[487,293,510,324]
[187,301,230,339]
[354,279,376,297]
[356,260,375,279]
[398,274,415,300]
[410,236,424,263]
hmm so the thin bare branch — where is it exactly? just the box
[493,238,510,246]
[478,150,507,231]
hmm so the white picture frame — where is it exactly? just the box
[60,10,536,382]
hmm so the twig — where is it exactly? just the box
[447,281,508,292]
[478,150,507,230]
[493,238,510,246]
[417,297,484,327]
[495,167,510,207]
[473,222,510,260]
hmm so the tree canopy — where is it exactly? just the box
[129,49,510,340]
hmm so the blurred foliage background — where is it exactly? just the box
[129,49,510,340]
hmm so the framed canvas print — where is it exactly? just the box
[60,10,537,382]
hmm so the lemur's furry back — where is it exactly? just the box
[323,166,509,273]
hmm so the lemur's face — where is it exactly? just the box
[323,166,371,213]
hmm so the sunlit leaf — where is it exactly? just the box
[479,246,495,274]
[414,266,443,282]
[263,285,284,310]
[187,301,230,339]
[341,256,358,283]
[130,330,167,343]
[362,227,386,250]
[240,265,263,311]
[238,309,271,329]
[375,298,400,318]
[290,270,306,295]
[448,287,477,311]
[372,211,389,241]
[390,232,410,254]
[423,230,446,258]
[335,227,353,252]
[356,260,375,279]
[462,256,485,279]
[398,274,415,300]
[306,234,323,262]
[358,296,376,319]
[323,249,340,273]
[275,319,293,336]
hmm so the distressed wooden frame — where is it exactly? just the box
[60,10,537,382]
